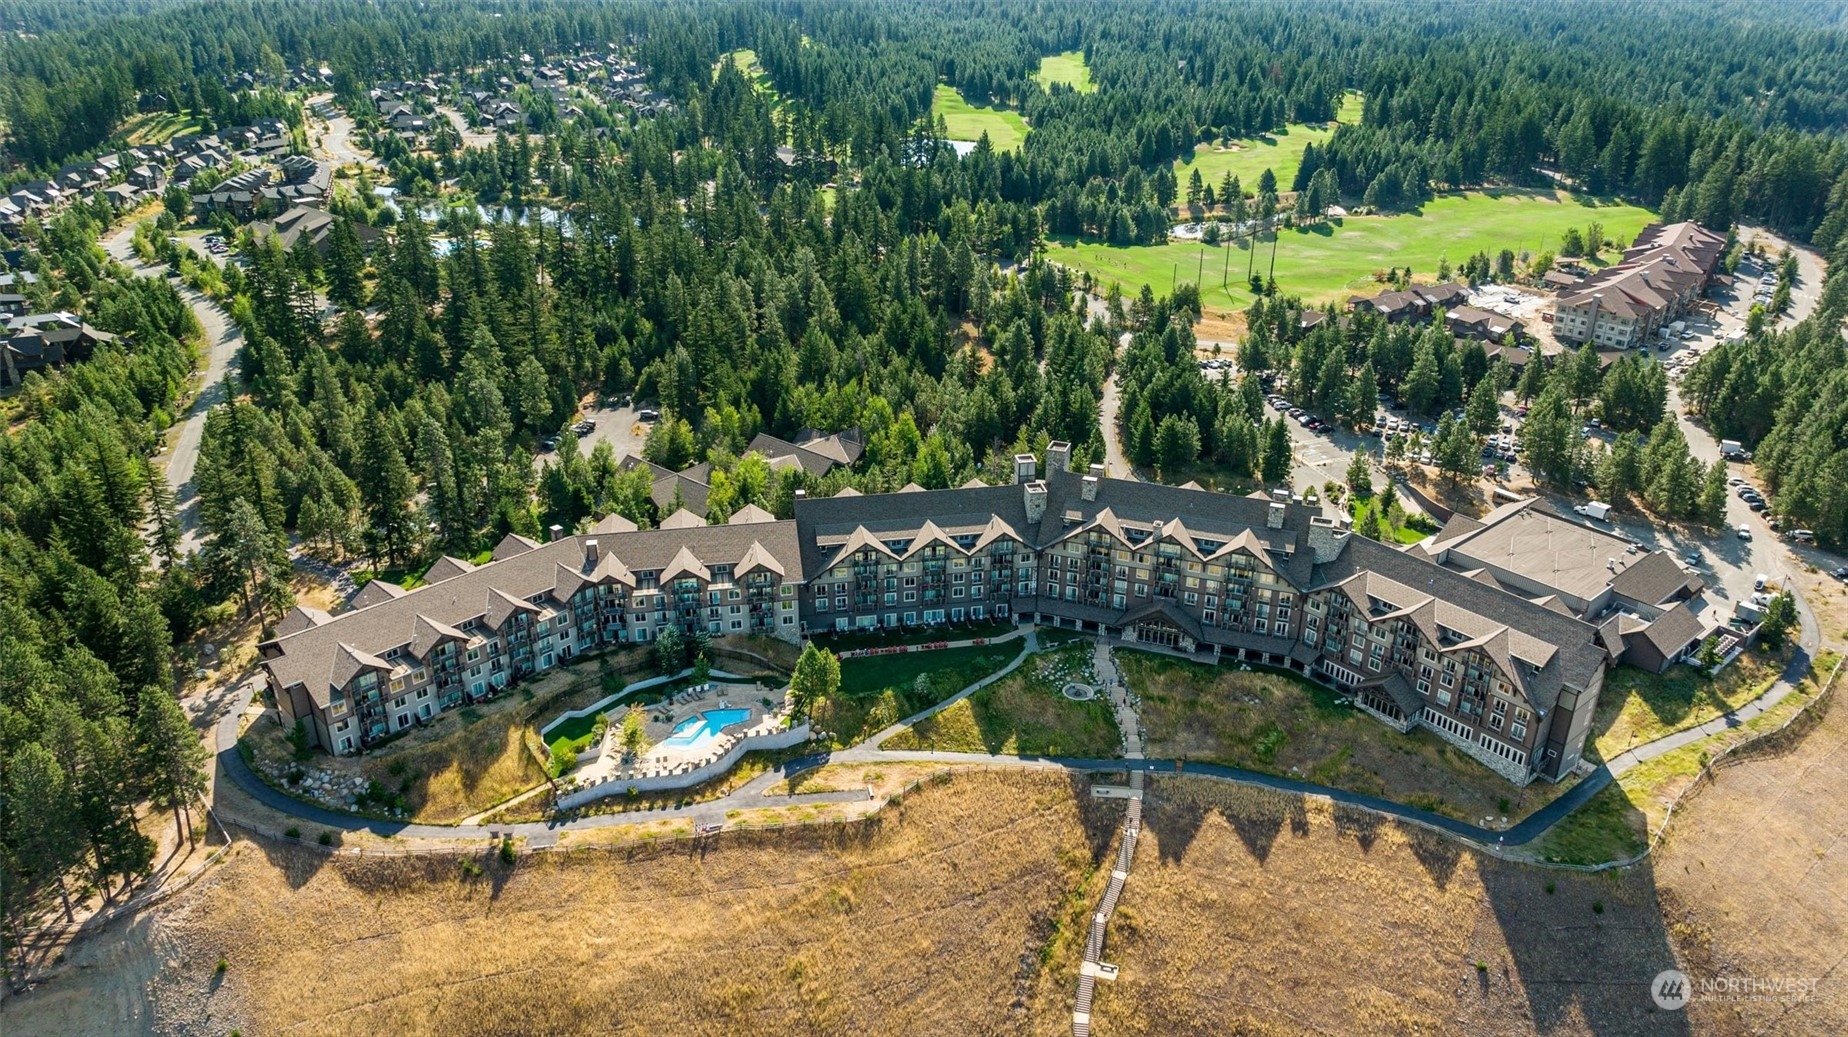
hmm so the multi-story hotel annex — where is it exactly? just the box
[261,445,1638,786]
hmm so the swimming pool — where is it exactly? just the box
[660,708,751,751]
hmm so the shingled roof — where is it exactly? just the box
[1312,534,1607,716]
[260,518,801,709]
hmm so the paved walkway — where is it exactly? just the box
[1074,642,1144,1037]
[863,631,1039,747]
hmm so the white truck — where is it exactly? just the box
[1720,439,1751,460]
[1574,501,1611,520]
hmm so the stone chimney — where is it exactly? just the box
[1081,475,1100,502]
[793,488,806,500]
[548,523,564,542]
[585,538,600,566]
[1015,453,1038,484]
[1308,515,1349,563]
[1266,502,1286,529]
[1088,463,1106,481]
[1047,440,1073,474]
[1024,480,1048,524]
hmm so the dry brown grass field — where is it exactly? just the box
[13,702,1848,1037]
[1647,682,1848,1037]
[1102,778,1718,1037]
[4,771,1118,1037]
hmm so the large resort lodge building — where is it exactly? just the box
[262,445,1635,786]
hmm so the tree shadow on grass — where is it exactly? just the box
[1477,798,1689,1036]
[1141,780,1308,866]
[247,831,337,892]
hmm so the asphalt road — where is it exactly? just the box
[101,225,244,555]
[306,93,383,172]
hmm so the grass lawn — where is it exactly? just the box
[1348,496,1435,545]
[1033,51,1095,94]
[814,641,1022,747]
[540,676,698,754]
[124,110,203,145]
[884,643,1119,756]
[351,567,426,592]
[1589,644,1792,761]
[1534,651,1836,865]
[1051,188,1655,310]
[1121,650,1575,822]
[933,83,1029,152]
[1171,91,1362,194]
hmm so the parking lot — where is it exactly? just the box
[533,397,653,468]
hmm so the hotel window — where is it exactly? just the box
[1135,583,1148,597]
[1511,718,1527,740]
[1436,688,1452,706]
[1416,679,1430,695]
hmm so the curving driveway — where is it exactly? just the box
[101,226,244,554]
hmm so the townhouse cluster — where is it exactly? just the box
[263,445,1722,786]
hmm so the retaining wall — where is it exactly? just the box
[832,628,1025,661]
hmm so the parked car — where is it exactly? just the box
[1737,524,1752,540]
[1830,566,1848,581]
[637,408,661,422]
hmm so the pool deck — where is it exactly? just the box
[576,681,790,785]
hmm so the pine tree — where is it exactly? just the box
[790,641,842,722]
[134,691,210,847]
[1346,450,1374,498]
[358,418,416,567]
[1261,418,1293,483]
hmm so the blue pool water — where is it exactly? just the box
[661,708,751,751]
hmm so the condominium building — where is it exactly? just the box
[260,508,803,755]
[265,448,1636,785]
[1551,221,1727,349]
